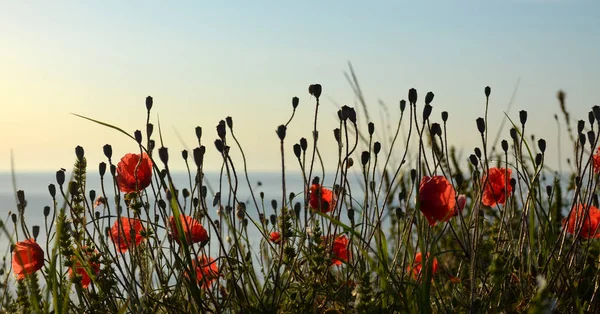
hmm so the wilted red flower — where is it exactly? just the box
[482,167,513,207]
[563,204,600,238]
[309,184,336,213]
[110,217,144,252]
[94,196,107,208]
[116,153,153,193]
[12,238,44,280]
[593,147,600,173]
[408,252,438,280]
[419,176,456,226]
[188,256,219,288]
[453,194,467,216]
[68,248,100,288]
[269,231,282,244]
[169,214,208,244]
[331,235,350,266]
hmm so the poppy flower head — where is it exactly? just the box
[418,176,456,226]
[188,256,219,288]
[594,147,600,173]
[110,217,145,252]
[482,167,513,207]
[269,231,282,244]
[68,248,101,288]
[12,238,44,280]
[309,184,337,213]
[169,214,208,245]
[563,204,600,239]
[408,252,438,281]
[331,234,350,266]
[116,153,153,193]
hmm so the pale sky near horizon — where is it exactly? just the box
[0,1,598,174]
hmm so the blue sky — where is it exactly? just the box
[0,1,598,172]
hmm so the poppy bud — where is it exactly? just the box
[519,110,528,126]
[368,122,374,136]
[69,181,79,196]
[309,84,322,99]
[277,125,286,141]
[181,150,188,161]
[474,147,482,158]
[195,126,202,142]
[348,107,357,124]
[400,100,406,112]
[134,130,142,144]
[146,123,154,138]
[337,109,343,121]
[260,192,264,200]
[469,154,479,167]
[588,131,596,148]
[340,105,351,121]
[289,192,295,203]
[271,199,277,211]
[89,190,96,202]
[16,190,25,207]
[75,146,84,161]
[213,192,220,207]
[158,147,169,164]
[292,97,299,109]
[201,186,207,199]
[43,206,51,217]
[593,106,600,123]
[193,146,205,167]
[294,202,301,218]
[546,185,552,198]
[312,176,320,185]
[300,138,307,152]
[148,140,155,151]
[32,225,39,240]
[348,208,354,221]
[374,142,381,155]
[485,86,491,98]
[56,170,65,186]
[476,117,486,134]
[110,164,116,176]
[589,111,595,126]
[410,169,417,182]
[215,139,224,153]
[510,128,517,141]
[501,140,508,152]
[425,91,434,105]
[259,213,265,224]
[293,144,302,159]
[535,153,542,166]
[11,213,16,224]
[182,188,190,199]
[579,133,586,146]
[103,144,112,160]
[578,120,585,134]
[430,123,441,137]
[537,139,546,153]
[361,151,370,166]
[423,104,432,121]
[333,128,341,143]
[217,120,226,140]
[226,116,233,129]
[270,214,277,226]
[48,184,56,199]
[146,96,153,111]
[441,111,448,122]
[408,88,417,104]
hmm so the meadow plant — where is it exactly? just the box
[2,80,600,313]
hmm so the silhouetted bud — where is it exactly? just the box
[312,176,320,185]
[534,153,542,166]
[441,111,448,122]
[201,186,207,199]
[146,123,154,138]
[485,86,491,98]
[217,120,226,140]
[593,106,600,123]
[374,142,381,155]
[134,130,142,144]
[348,107,357,124]
[146,96,153,111]
[193,146,205,167]
[300,138,307,152]
[215,139,224,153]
[400,100,406,112]
[69,181,79,195]
[226,116,233,129]
[425,91,434,105]
[16,190,25,207]
[43,206,51,217]
[519,110,528,125]
[11,213,16,224]
[89,190,96,202]
[293,144,302,158]
[410,169,417,182]
[195,126,202,142]
[361,151,370,166]
[110,164,116,176]
[32,225,39,240]
[340,105,351,121]
[75,146,84,161]
[294,202,301,218]
[546,185,552,198]
[277,125,286,141]
[537,139,546,153]
[182,188,189,199]
[348,208,354,221]
[368,122,374,136]
[157,199,166,210]
[292,97,299,109]
[213,192,220,207]
[347,158,354,168]
[509,178,516,191]
[430,123,441,137]
[158,147,169,164]
[501,140,509,152]
[270,214,277,226]
[579,133,586,146]
[289,192,295,204]
[309,84,322,99]
[469,154,479,167]
[423,104,432,121]
[474,147,482,158]
[181,150,188,161]
[103,144,112,159]
[510,128,517,140]
[408,88,417,104]
[476,117,486,134]
[588,131,596,148]
[148,140,155,151]
[396,207,404,219]
[48,184,56,198]
[578,120,585,134]
[56,170,65,186]
[333,128,341,143]
[337,109,343,121]
[589,111,595,126]
[260,191,264,199]
[271,199,277,211]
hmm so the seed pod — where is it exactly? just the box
[374,142,381,155]
[361,151,370,166]
[293,144,302,158]
[441,111,448,122]
[476,118,486,134]
[276,125,286,141]
[75,146,84,161]
[425,91,434,105]
[501,140,508,152]
[469,154,479,167]
[158,147,169,164]
[195,127,202,142]
[146,96,153,111]
[408,88,417,104]
[368,122,374,136]
[423,104,432,121]
[400,100,406,112]
[519,110,528,125]
[134,130,142,144]
[226,116,233,129]
[485,86,491,98]
[537,139,546,153]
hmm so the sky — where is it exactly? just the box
[0,0,598,174]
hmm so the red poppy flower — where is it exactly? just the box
[563,204,600,238]
[482,167,513,207]
[68,248,100,288]
[12,238,44,280]
[188,256,219,288]
[594,147,600,173]
[169,214,208,244]
[408,252,438,280]
[309,184,336,213]
[418,176,456,226]
[110,217,145,252]
[331,235,350,266]
[269,231,282,244]
[116,153,153,193]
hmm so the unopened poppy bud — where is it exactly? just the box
[337,109,343,121]
[56,170,65,186]
[578,120,585,134]
[300,138,307,151]
[288,192,295,203]
[593,106,600,123]
[509,128,517,141]
[217,120,226,140]
[469,154,479,167]
[69,181,79,195]
[146,123,154,138]
[485,86,491,98]
[588,131,596,148]
[17,190,25,207]
[519,110,528,126]
[368,122,374,136]
[408,88,417,104]
[182,188,190,199]
[400,100,406,112]
[474,147,482,158]
[538,139,546,153]
[48,184,56,198]
[195,126,202,142]
[374,142,381,155]
[181,150,188,161]
[347,158,354,168]
[333,128,341,143]
[501,140,508,152]
[32,225,39,240]
[292,97,299,109]
[89,190,96,202]
[441,111,448,122]
[535,153,542,166]
[361,151,370,166]
[410,169,417,182]
[201,186,207,198]
[589,111,595,126]
[98,162,106,178]
[309,84,322,99]
[270,214,277,226]
[212,192,220,207]
[146,96,153,111]
[348,107,357,124]
[271,199,277,211]
[293,144,302,158]
[423,104,432,121]
[579,133,586,146]
[148,140,155,151]
[476,117,486,134]
[259,213,265,224]
[215,139,224,153]
[11,213,16,224]
[260,191,264,199]
[430,123,441,137]
[158,147,169,164]
[425,91,434,105]
[193,146,205,167]
[43,206,51,217]
[348,208,354,221]
[312,176,320,185]
[294,202,301,218]
[134,130,142,144]
[340,105,351,121]
[103,144,112,159]
[75,146,84,161]
[277,125,286,141]
[546,185,552,198]
[226,116,233,129]
[110,164,116,176]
